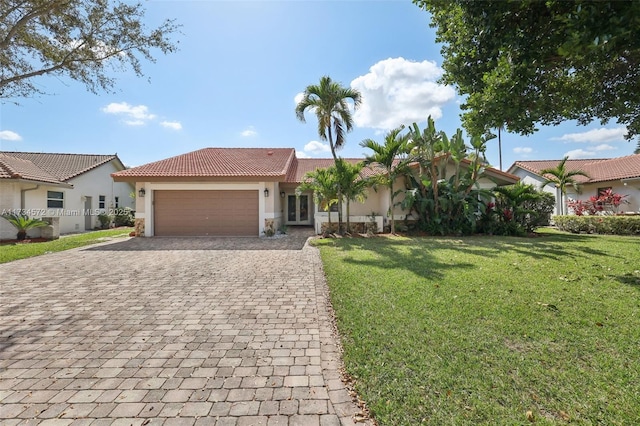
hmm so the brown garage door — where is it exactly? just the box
[154,190,259,236]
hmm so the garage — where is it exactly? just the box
[154,190,259,236]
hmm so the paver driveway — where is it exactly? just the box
[0,232,369,425]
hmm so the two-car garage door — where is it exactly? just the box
[154,190,259,236]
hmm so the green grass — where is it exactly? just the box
[0,227,133,264]
[315,230,640,425]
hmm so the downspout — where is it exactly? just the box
[20,185,40,210]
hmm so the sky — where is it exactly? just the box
[0,0,636,171]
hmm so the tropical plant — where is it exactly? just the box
[361,126,409,234]
[401,117,494,235]
[296,166,339,233]
[335,159,371,234]
[295,76,362,233]
[539,156,590,215]
[490,182,555,234]
[1,213,48,240]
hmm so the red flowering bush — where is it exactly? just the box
[568,189,629,215]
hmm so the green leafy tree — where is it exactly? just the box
[361,126,409,234]
[414,0,640,145]
[1,0,180,99]
[295,76,362,233]
[1,213,48,240]
[539,156,590,215]
[296,166,339,233]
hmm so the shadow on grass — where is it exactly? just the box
[615,274,640,287]
[324,232,621,281]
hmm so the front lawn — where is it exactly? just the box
[0,227,133,264]
[316,230,640,425]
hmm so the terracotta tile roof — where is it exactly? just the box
[509,154,640,184]
[113,148,296,178]
[285,158,381,183]
[0,154,63,184]
[0,151,119,181]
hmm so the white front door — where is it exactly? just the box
[286,194,311,224]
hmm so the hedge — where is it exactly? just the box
[554,215,640,235]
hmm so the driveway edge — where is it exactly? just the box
[306,240,375,426]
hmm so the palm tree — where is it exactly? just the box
[296,166,339,233]
[1,213,48,240]
[540,156,590,215]
[335,159,370,234]
[295,76,362,233]
[360,126,409,234]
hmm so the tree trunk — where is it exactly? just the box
[327,126,344,234]
[389,180,395,234]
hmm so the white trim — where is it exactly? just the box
[143,182,266,237]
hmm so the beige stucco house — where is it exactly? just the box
[508,154,640,215]
[112,147,519,237]
[0,152,133,239]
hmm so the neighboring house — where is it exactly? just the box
[0,152,134,239]
[112,147,519,237]
[507,154,640,215]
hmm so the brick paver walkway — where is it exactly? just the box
[0,230,371,425]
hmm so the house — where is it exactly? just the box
[0,152,134,239]
[112,147,519,237]
[507,154,640,215]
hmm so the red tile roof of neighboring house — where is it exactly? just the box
[0,151,121,182]
[0,154,63,185]
[113,148,296,178]
[509,154,640,184]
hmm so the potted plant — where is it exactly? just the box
[1,213,48,241]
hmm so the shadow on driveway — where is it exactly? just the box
[85,227,315,251]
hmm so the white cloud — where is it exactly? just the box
[593,144,615,151]
[0,130,22,141]
[160,121,182,130]
[553,127,627,143]
[513,147,533,154]
[296,150,310,159]
[351,57,456,130]
[241,126,258,137]
[101,102,156,125]
[294,92,304,105]
[564,149,596,159]
[304,140,331,154]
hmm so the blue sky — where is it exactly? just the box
[0,0,636,170]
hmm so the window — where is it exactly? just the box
[115,197,119,208]
[47,191,64,208]
[597,187,611,197]
[99,195,105,209]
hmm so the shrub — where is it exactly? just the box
[1,213,48,240]
[113,208,135,227]
[97,213,112,229]
[554,215,640,235]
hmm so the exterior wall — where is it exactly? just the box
[1,161,133,238]
[65,161,134,233]
[572,181,639,213]
[137,181,269,237]
[510,167,639,214]
[510,168,562,214]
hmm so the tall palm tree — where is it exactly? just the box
[540,156,590,215]
[295,76,362,233]
[360,126,409,234]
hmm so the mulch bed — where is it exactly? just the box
[0,238,50,245]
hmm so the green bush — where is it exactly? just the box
[97,213,112,229]
[113,208,135,227]
[554,215,640,235]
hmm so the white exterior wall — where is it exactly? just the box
[0,161,133,238]
[136,181,270,237]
